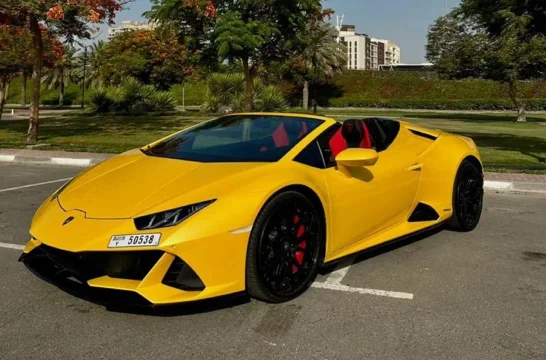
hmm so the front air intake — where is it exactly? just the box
[162,257,206,291]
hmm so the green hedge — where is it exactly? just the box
[328,98,546,111]
[333,71,546,100]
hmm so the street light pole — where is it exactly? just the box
[81,46,87,109]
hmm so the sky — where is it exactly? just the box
[96,0,460,64]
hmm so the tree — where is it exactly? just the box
[146,0,333,111]
[456,1,546,122]
[102,29,194,90]
[72,40,107,90]
[0,26,29,119]
[0,0,125,142]
[292,22,346,111]
[41,45,77,106]
[426,13,488,79]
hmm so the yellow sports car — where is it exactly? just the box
[20,113,484,306]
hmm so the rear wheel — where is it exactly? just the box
[246,191,323,303]
[448,159,484,232]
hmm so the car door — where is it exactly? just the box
[317,120,421,254]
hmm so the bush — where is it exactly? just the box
[327,98,546,111]
[202,73,287,113]
[88,89,117,113]
[254,85,288,112]
[145,92,177,112]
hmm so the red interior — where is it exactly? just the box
[329,121,372,158]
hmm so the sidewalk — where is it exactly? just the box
[1,149,545,194]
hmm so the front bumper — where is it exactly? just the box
[20,230,250,306]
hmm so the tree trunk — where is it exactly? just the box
[0,80,6,121]
[508,79,526,123]
[303,81,309,111]
[242,57,255,112]
[22,74,27,107]
[28,17,44,143]
[59,72,65,106]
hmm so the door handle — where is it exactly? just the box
[406,163,423,172]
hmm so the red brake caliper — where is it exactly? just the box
[292,215,306,274]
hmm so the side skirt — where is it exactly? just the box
[321,221,446,268]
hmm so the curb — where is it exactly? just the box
[0,154,103,167]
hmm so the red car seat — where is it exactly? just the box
[329,119,372,158]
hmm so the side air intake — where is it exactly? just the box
[409,203,440,222]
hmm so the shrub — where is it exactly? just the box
[145,92,177,112]
[254,85,288,112]
[201,93,222,113]
[117,77,147,112]
[326,98,546,111]
[88,89,117,113]
[202,73,287,113]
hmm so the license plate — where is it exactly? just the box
[108,234,161,248]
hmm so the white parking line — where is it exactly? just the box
[313,254,415,300]
[324,256,357,285]
[0,242,24,251]
[0,178,71,193]
[312,282,414,300]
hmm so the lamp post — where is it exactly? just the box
[80,45,87,109]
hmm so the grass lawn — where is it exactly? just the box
[0,114,211,154]
[0,111,544,172]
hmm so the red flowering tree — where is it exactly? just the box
[0,0,126,142]
[0,24,61,119]
[147,0,333,111]
[103,29,194,90]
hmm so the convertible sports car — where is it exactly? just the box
[20,113,484,306]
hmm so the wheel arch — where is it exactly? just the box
[258,184,328,264]
[415,133,483,219]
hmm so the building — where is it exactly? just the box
[108,21,155,40]
[336,19,401,70]
[371,38,401,66]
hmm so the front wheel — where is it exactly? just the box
[448,159,484,232]
[246,191,323,303]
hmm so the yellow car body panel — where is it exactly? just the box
[21,113,481,305]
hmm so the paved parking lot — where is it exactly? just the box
[0,163,545,360]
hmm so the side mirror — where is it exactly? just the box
[336,148,379,168]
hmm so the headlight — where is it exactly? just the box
[134,200,216,230]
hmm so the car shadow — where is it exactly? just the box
[105,293,252,317]
[318,224,445,276]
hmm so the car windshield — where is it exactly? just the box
[142,115,323,163]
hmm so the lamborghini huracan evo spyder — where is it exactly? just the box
[20,113,484,306]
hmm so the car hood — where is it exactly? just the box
[58,150,269,219]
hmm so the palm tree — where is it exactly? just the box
[41,46,77,106]
[72,40,107,90]
[299,23,347,111]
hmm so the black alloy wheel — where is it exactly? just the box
[448,159,484,232]
[246,191,323,303]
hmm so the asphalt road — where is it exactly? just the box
[0,163,545,360]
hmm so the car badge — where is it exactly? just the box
[63,216,75,226]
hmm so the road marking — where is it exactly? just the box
[0,178,71,193]
[311,282,414,300]
[0,242,24,251]
[324,255,357,285]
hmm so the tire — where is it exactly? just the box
[448,159,484,232]
[246,191,323,303]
